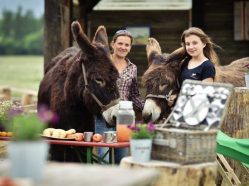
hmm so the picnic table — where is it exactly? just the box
[48,139,129,164]
[0,137,129,164]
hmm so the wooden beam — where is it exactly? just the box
[44,0,72,74]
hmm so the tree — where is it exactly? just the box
[0,6,44,55]
[0,10,14,38]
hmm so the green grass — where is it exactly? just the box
[0,55,43,92]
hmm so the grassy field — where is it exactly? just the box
[0,55,146,98]
[0,55,43,92]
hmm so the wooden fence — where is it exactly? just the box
[0,86,37,113]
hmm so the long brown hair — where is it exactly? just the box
[181,27,220,65]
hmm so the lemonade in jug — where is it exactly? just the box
[116,101,135,142]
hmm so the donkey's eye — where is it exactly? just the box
[95,78,106,87]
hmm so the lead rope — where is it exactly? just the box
[82,63,104,108]
[160,89,176,128]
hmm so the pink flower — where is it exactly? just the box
[147,122,155,132]
[127,124,140,132]
[37,105,59,124]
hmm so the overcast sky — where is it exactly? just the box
[0,0,44,18]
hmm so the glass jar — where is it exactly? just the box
[116,101,135,142]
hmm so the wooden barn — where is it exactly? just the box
[43,1,249,184]
[44,0,249,77]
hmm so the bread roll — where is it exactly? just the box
[58,129,67,138]
[43,128,55,136]
[51,130,60,138]
[66,129,76,135]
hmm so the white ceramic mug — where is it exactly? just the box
[103,131,117,143]
[83,132,93,142]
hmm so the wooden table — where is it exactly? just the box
[48,140,129,164]
[0,160,159,186]
[0,137,129,164]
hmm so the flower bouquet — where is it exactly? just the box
[1,104,58,181]
[128,122,155,163]
[128,122,155,139]
[3,104,58,141]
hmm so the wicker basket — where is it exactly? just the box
[152,128,217,164]
[152,80,234,164]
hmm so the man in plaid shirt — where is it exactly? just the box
[95,29,144,164]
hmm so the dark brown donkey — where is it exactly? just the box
[142,38,249,123]
[38,21,120,161]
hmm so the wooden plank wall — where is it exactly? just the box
[88,11,190,77]
[203,0,249,65]
[88,0,249,74]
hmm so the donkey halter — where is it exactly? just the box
[145,78,181,105]
[81,62,119,113]
[146,89,174,104]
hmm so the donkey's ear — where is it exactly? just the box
[92,25,110,53]
[146,38,162,66]
[71,21,95,53]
